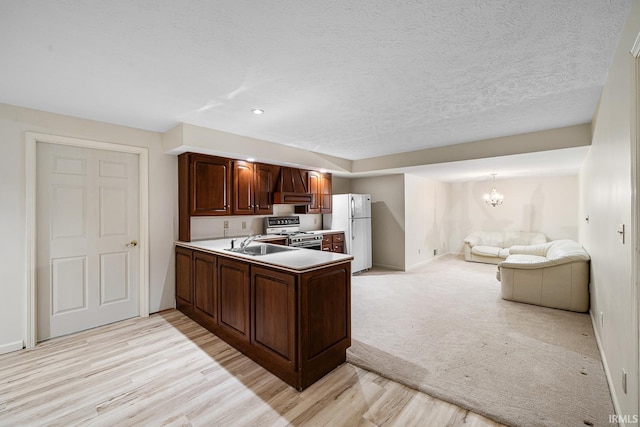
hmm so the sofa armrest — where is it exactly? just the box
[463,235,480,246]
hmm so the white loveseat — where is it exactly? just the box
[496,240,591,312]
[463,231,547,264]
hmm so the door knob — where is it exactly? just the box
[126,240,138,247]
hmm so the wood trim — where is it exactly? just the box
[25,132,151,348]
[178,153,190,241]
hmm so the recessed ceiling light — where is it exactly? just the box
[320,169,327,173]
[252,108,264,115]
[247,157,255,162]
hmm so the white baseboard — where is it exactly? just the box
[371,262,403,271]
[0,340,24,355]
[405,252,453,272]
[590,309,623,425]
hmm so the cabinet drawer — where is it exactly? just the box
[332,233,345,243]
[333,243,344,253]
[322,235,332,245]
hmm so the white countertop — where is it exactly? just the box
[176,238,353,273]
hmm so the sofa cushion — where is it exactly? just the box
[472,245,501,257]
[510,242,553,257]
[500,254,548,266]
[464,231,547,264]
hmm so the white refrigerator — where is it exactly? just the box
[327,194,372,273]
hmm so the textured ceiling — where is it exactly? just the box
[0,0,631,161]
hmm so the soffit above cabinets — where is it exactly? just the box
[0,1,631,162]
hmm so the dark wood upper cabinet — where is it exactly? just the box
[296,171,332,214]
[232,160,255,215]
[254,163,277,215]
[178,152,331,241]
[190,154,231,216]
[319,173,332,214]
[233,161,277,215]
[306,171,321,214]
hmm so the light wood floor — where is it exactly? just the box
[0,310,504,426]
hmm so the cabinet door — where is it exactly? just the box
[218,258,250,342]
[251,266,296,371]
[300,262,350,389]
[254,163,276,215]
[333,232,345,254]
[306,171,321,214]
[191,154,231,216]
[232,160,255,215]
[320,173,332,214]
[193,251,217,320]
[322,234,332,251]
[175,247,193,308]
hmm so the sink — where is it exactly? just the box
[225,244,299,256]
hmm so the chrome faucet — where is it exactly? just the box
[240,234,257,249]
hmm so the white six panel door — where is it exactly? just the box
[37,143,139,340]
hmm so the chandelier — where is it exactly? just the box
[483,174,504,207]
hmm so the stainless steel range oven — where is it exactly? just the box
[264,216,323,250]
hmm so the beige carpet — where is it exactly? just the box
[347,254,614,427]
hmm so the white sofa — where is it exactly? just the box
[463,231,547,264]
[496,240,591,312]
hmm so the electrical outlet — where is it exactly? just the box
[418,249,421,254]
[242,221,246,229]
[433,249,437,256]
[622,369,627,394]
[314,218,317,224]
[223,221,229,229]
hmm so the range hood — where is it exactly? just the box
[273,167,314,205]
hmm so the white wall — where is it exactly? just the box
[580,1,639,419]
[447,175,579,253]
[0,104,177,353]
[404,174,450,270]
[351,175,405,270]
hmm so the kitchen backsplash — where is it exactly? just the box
[189,205,323,240]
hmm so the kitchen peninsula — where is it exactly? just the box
[175,238,353,390]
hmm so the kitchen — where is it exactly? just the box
[178,151,372,271]
[174,151,372,390]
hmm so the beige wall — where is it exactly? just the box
[404,174,450,270]
[351,175,405,270]
[331,176,352,195]
[349,173,578,270]
[0,104,177,353]
[447,175,579,253]
[580,1,639,419]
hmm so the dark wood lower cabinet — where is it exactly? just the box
[193,251,216,320]
[218,258,250,342]
[175,246,351,390]
[175,246,193,311]
[300,263,351,389]
[251,266,297,384]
